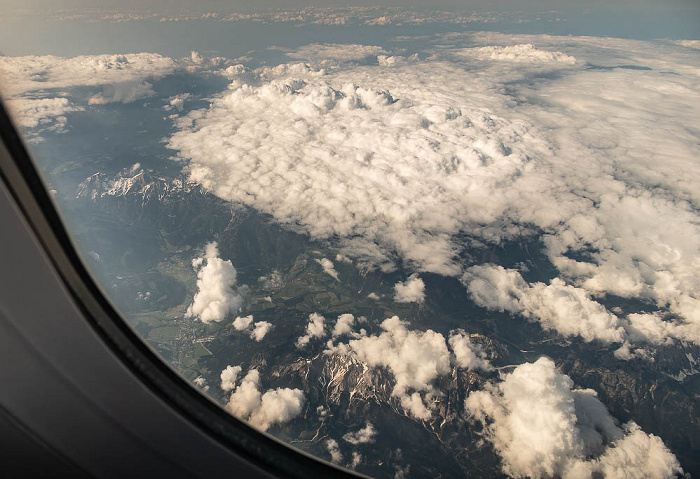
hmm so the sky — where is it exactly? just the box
[2,0,699,10]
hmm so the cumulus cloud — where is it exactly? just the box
[166,93,191,112]
[326,316,451,420]
[456,43,577,64]
[393,275,426,303]
[463,265,625,344]
[4,97,82,133]
[350,452,362,469]
[316,257,340,280]
[463,264,693,350]
[332,313,356,338]
[186,242,247,323]
[233,314,254,330]
[220,365,242,391]
[343,422,377,445]
[448,331,492,372]
[0,53,176,132]
[326,439,343,464]
[296,313,327,348]
[250,321,273,341]
[168,35,700,347]
[232,314,273,341]
[465,357,682,478]
[193,376,209,392]
[285,43,386,63]
[225,369,304,432]
[0,53,175,99]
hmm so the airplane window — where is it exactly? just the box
[1,1,698,477]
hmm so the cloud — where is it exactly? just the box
[232,314,273,341]
[250,321,273,341]
[225,369,304,432]
[186,242,247,323]
[296,313,327,348]
[220,365,242,391]
[87,80,156,105]
[0,53,176,99]
[456,44,577,64]
[350,452,362,469]
[463,265,626,344]
[463,264,693,351]
[332,313,356,338]
[326,439,343,464]
[315,257,340,280]
[193,376,209,392]
[465,357,682,478]
[0,52,182,137]
[233,314,254,330]
[393,275,426,303]
[343,422,377,445]
[448,331,493,372]
[286,43,386,63]
[326,316,451,420]
[4,97,82,133]
[167,93,191,112]
[167,34,700,347]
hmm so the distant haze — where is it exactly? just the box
[2,0,700,12]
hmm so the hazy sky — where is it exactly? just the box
[2,0,700,12]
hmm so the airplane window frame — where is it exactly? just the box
[0,98,364,479]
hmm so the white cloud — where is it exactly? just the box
[463,265,626,344]
[193,376,209,392]
[296,313,327,348]
[393,275,426,303]
[233,314,254,331]
[88,80,156,105]
[186,242,247,323]
[0,53,175,132]
[326,439,343,464]
[465,357,682,478]
[250,321,273,341]
[448,331,492,372]
[167,92,191,112]
[332,313,356,338]
[674,40,700,50]
[350,452,362,469]
[167,34,700,347]
[456,43,577,64]
[4,97,82,132]
[232,314,272,341]
[343,422,377,445]
[315,257,340,281]
[0,53,176,99]
[220,365,242,391]
[225,369,304,432]
[286,43,386,63]
[463,264,693,350]
[335,253,352,264]
[326,316,450,420]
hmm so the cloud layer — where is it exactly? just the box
[0,53,176,134]
[465,357,682,478]
[169,34,700,348]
